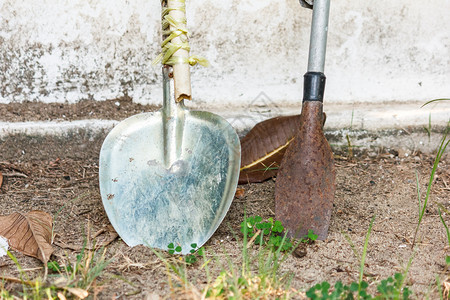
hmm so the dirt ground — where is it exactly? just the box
[0,101,449,299]
[0,98,160,122]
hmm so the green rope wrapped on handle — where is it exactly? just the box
[153,0,209,67]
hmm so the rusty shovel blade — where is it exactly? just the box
[275,0,335,240]
[275,101,335,240]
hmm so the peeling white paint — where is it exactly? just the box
[0,0,449,107]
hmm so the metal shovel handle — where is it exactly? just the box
[303,0,330,103]
[307,0,330,73]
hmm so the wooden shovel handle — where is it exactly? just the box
[167,0,192,102]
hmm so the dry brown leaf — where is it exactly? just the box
[57,292,67,300]
[234,188,245,198]
[66,287,89,299]
[239,115,301,184]
[239,113,326,184]
[0,170,3,189]
[0,275,34,285]
[443,279,450,299]
[0,210,53,263]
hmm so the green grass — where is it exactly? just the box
[422,98,450,299]
[423,113,432,141]
[421,98,450,107]
[156,214,418,299]
[0,236,111,299]
[301,214,414,299]
[358,215,376,299]
[412,120,449,247]
[153,215,301,299]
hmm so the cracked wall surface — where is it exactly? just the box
[0,0,449,106]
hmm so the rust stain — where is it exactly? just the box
[275,101,336,240]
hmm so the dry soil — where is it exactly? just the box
[0,101,449,299]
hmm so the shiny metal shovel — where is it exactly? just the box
[275,0,335,240]
[99,1,240,254]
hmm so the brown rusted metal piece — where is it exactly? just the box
[275,101,335,240]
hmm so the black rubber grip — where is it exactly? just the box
[303,72,326,102]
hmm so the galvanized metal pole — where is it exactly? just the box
[307,0,330,73]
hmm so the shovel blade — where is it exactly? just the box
[275,101,335,240]
[99,110,240,254]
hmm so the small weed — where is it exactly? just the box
[305,229,319,242]
[423,113,432,141]
[0,287,13,300]
[358,215,376,298]
[421,98,450,107]
[240,215,317,252]
[56,241,110,292]
[167,243,205,265]
[306,273,411,299]
[241,216,291,251]
[204,215,297,299]
[377,273,412,299]
[0,236,110,299]
[308,216,412,299]
[422,98,450,298]
[412,119,449,247]
[437,207,450,266]
[168,242,182,255]
[344,109,355,159]
[47,260,73,273]
[155,215,301,299]
[251,161,280,173]
[306,280,368,299]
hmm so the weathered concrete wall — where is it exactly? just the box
[0,0,161,103]
[0,0,449,106]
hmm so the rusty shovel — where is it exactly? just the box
[275,0,335,240]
